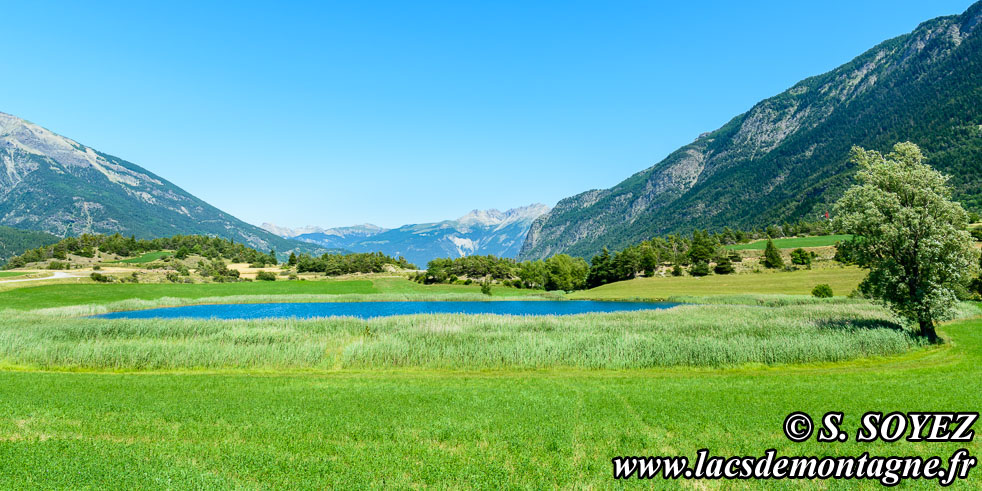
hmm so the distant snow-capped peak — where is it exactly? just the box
[456,203,551,227]
[260,222,385,238]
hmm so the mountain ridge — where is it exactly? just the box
[264,204,550,265]
[519,1,982,260]
[0,112,322,255]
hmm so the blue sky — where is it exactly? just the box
[1,0,975,228]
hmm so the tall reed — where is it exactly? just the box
[0,302,928,371]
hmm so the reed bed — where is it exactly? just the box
[0,302,928,371]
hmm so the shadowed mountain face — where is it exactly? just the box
[0,112,317,254]
[264,204,550,266]
[520,2,982,260]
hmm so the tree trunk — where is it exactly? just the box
[919,319,939,342]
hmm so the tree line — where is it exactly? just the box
[413,254,589,292]
[290,251,415,276]
[410,222,840,292]
[2,233,279,269]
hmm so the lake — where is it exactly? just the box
[94,300,681,320]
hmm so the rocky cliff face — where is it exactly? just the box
[520,2,982,260]
[0,112,315,254]
[265,204,550,265]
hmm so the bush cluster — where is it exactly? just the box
[295,252,414,276]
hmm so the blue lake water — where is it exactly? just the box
[94,301,681,320]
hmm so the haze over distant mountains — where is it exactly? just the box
[263,204,550,266]
[520,1,982,260]
[0,112,321,255]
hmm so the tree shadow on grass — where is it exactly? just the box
[819,318,929,342]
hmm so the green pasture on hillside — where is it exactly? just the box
[726,234,852,250]
[107,251,174,264]
[570,266,866,299]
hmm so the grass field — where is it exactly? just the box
[726,234,852,250]
[570,266,866,299]
[0,271,29,278]
[0,313,979,487]
[107,251,174,264]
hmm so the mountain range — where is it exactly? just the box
[520,1,982,260]
[0,112,320,255]
[2,3,980,267]
[263,204,549,266]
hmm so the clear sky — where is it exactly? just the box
[1,1,975,228]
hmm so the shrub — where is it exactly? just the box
[90,272,113,283]
[713,256,734,275]
[92,265,101,271]
[762,240,784,269]
[689,262,710,277]
[790,248,813,268]
[480,281,492,296]
[48,261,68,270]
[812,284,834,298]
[288,273,298,281]
[671,264,683,276]
[256,271,277,281]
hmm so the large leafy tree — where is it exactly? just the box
[833,142,979,340]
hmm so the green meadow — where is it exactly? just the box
[570,265,867,299]
[726,234,853,250]
[0,271,29,278]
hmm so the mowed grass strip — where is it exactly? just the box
[570,266,866,299]
[107,251,174,263]
[0,301,928,370]
[726,234,852,250]
[0,316,978,487]
[0,272,29,278]
[0,280,378,310]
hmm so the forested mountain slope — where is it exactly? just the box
[521,2,982,260]
[0,226,59,264]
